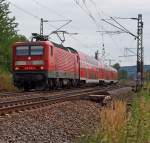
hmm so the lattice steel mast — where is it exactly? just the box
[101,14,144,89]
[137,14,144,88]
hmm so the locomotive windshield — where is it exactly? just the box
[30,46,43,55]
[16,46,29,55]
[16,46,43,56]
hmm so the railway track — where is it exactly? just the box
[0,85,99,99]
[0,85,120,116]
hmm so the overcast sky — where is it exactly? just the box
[9,0,150,66]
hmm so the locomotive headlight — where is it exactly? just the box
[15,67,19,70]
[40,66,44,70]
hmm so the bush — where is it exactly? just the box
[0,71,16,91]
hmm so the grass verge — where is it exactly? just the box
[77,84,150,143]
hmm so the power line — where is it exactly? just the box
[102,14,144,88]
[76,1,125,60]
[33,0,70,20]
[100,11,134,57]
[53,20,72,33]
[10,2,56,29]
[10,0,101,54]
[10,2,40,20]
[82,0,98,24]
[32,0,73,25]
[10,1,74,37]
[89,0,102,23]
[68,34,95,50]
[110,17,137,38]
[101,19,130,34]
[73,0,107,56]
[73,0,99,28]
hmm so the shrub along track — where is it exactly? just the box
[0,85,120,116]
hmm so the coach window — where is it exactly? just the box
[16,46,29,55]
[50,46,53,56]
[31,46,43,55]
[77,56,79,63]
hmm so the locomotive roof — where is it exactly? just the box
[13,41,78,54]
[51,42,77,54]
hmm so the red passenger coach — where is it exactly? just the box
[78,52,117,84]
[79,52,99,84]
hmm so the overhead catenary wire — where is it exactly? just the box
[32,0,81,33]
[74,0,138,65]
[73,0,99,29]
[110,17,137,38]
[73,0,105,52]
[10,1,74,41]
[10,0,130,64]
[89,4,122,59]
[33,0,70,20]
[68,34,96,51]
[100,11,138,39]
[49,20,72,36]
[10,2,40,20]
[73,0,122,63]
[75,1,123,55]
[35,0,95,51]
[89,0,102,23]
[101,12,139,66]
[82,0,98,23]
[32,0,73,26]
[10,1,57,29]
[11,1,92,50]
[86,0,111,59]
[33,0,102,53]
[99,11,135,56]
[101,19,130,34]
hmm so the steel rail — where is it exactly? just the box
[0,85,119,116]
[0,86,111,107]
[0,85,99,98]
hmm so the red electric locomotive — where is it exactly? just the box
[12,34,118,90]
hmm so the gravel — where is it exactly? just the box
[0,100,101,143]
[0,87,133,143]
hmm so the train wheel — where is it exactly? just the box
[24,84,29,91]
[67,80,71,89]
[71,80,75,87]
[73,80,78,87]
[99,81,103,86]
[54,79,59,90]
[59,79,63,88]
[76,80,80,87]
[48,79,52,90]
[36,82,47,91]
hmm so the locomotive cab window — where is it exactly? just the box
[77,56,79,63]
[50,46,53,56]
[16,46,29,55]
[31,46,44,55]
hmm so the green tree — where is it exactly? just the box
[119,70,128,80]
[112,63,120,71]
[0,0,26,71]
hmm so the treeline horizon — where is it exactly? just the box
[0,0,26,72]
